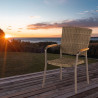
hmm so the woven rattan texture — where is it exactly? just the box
[48,57,84,67]
[61,27,92,55]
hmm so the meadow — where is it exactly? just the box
[0,52,98,78]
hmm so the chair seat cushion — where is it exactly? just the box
[47,57,84,67]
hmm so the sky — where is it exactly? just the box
[0,0,98,38]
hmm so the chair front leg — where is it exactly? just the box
[42,49,47,88]
[85,51,89,84]
[60,66,62,80]
[74,54,78,94]
[60,47,62,80]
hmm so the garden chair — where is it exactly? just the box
[42,27,92,94]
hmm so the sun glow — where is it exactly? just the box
[5,34,12,39]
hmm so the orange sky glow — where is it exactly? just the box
[3,27,98,38]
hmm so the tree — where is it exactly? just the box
[0,28,5,39]
[0,28,6,52]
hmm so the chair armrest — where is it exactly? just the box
[45,44,60,62]
[45,44,60,50]
[77,48,89,55]
[79,48,89,52]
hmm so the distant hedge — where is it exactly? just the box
[88,43,98,58]
[5,39,57,53]
[0,39,98,58]
[47,42,98,58]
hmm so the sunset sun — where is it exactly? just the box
[5,34,12,39]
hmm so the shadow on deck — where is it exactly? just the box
[0,62,98,98]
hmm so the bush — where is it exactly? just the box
[0,39,98,58]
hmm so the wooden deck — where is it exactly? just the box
[0,62,98,98]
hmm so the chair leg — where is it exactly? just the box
[42,62,47,88]
[60,66,62,80]
[85,52,89,84]
[74,55,78,94]
[42,49,47,88]
[74,63,77,94]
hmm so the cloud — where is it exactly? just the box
[78,13,85,15]
[17,31,21,32]
[44,0,67,5]
[7,26,12,30]
[30,16,41,19]
[77,10,89,15]
[96,10,98,12]
[27,23,59,30]
[7,28,12,30]
[18,28,23,29]
[84,11,89,13]
[92,33,98,37]
[63,17,98,27]
[8,26,12,27]
[77,8,98,15]
[27,17,98,30]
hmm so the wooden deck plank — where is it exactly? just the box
[0,62,97,83]
[26,78,98,98]
[55,79,98,98]
[0,62,98,98]
[0,69,97,96]
[0,64,97,96]
[84,92,98,98]
[7,78,98,98]
[0,64,97,88]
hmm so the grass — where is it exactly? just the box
[0,52,98,78]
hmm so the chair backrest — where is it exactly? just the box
[61,27,92,55]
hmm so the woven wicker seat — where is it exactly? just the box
[42,27,92,94]
[48,57,84,67]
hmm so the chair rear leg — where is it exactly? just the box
[75,63,77,94]
[42,63,47,88]
[85,52,89,84]
[74,54,78,94]
[60,66,62,80]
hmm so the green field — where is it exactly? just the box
[0,52,98,78]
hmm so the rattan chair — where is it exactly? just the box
[42,27,92,94]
